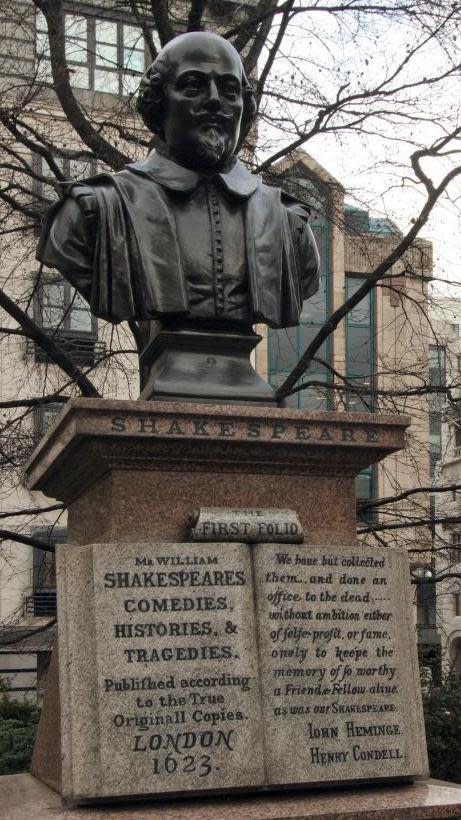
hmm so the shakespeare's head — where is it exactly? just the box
[137,32,257,171]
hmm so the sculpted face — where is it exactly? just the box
[161,33,244,172]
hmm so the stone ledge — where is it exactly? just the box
[24,399,410,504]
[4,775,461,820]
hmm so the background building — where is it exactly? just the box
[430,298,461,676]
[0,3,437,699]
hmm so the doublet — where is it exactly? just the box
[37,151,320,332]
[168,177,249,324]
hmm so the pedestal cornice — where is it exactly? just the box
[24,399,410,504]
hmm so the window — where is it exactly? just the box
[450,323,460,337]
[428,344,446,478]
[345,276,374,412]
[411,567,436,627]
[452,421,461,460]
[457,355,461,372]
[429,344,446,387]
[24,527,66,618]
[33,155,95,215]
[36,11,157,96]
[454,593,461,617]
[355,466,375,524]
[32,275,102,365]
[450,532,461,563]
[37,279,94,334]
[35,402,64,440]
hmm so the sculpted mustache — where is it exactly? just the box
[189,110,233,122]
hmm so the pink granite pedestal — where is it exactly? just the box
[20,399,461,815]
[4,774,461,820]
[24,398,410,547]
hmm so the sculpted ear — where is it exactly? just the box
[137,70,168,139]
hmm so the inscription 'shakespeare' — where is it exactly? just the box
[109,412,380,446]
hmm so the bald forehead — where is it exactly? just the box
[163,33,243,78]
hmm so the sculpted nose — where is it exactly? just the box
[204,79,221,108]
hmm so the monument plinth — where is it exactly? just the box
[24,398,408,545]
[23,398,433,805]
[18,25,461,817]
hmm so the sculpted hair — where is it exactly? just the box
[136,48,257,145]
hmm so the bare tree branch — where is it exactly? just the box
[35,1,130,170]
[0,529,56,553]
[0,285,100,398]
[149,0,175,45]
[0,504,65,520]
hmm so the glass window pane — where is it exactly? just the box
[123,48,144,72]
[36,30,50,57]
[298,323,321,351]
[94,68,119,94]
[429,344,445,386]
[42,404,62,432]
[151,28,161,52]
[43,282,65,307]
[95,43,117,68]
[66,39,87,64]
[65,15,87,40]
[37,58,53,83]
[69,159,92,179]
[346,277,370,325]
[123,24,142,48]
[268,373,298,408]
[297,335,329,411]
[72,290,89,311]
[122,72,142,96]
[36,11,48,33]
[356,471,372,502]
[346,376,372,412]
[96,20,118,44]
[41,283,65,328]
[300,283,327,324]
[298,385,329,411]
[69,308,93,332]
[69,65,89,89]
[42,306,64,328]
[347,326,371,375]
[268,327,298,373]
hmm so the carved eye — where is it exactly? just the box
[181,76,202,93]
[222,81,239,97]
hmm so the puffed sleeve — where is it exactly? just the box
[283,196,320,301]
[36,185,97,302]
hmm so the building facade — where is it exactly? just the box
[430,298,461,676]
[0,3,436,699]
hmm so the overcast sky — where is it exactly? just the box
[256,5,461,293]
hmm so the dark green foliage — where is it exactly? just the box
[423,673,461,783]
[0,685,39,775]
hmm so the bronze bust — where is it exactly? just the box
[37,32,320,404]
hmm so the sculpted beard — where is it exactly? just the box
[195,125,227,167]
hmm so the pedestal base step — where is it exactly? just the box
[4,775,461,820]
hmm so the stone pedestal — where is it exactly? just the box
[139,327,277,404]
[4,774,461,820]
[24,399,410,546]
[21,400,442,807]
